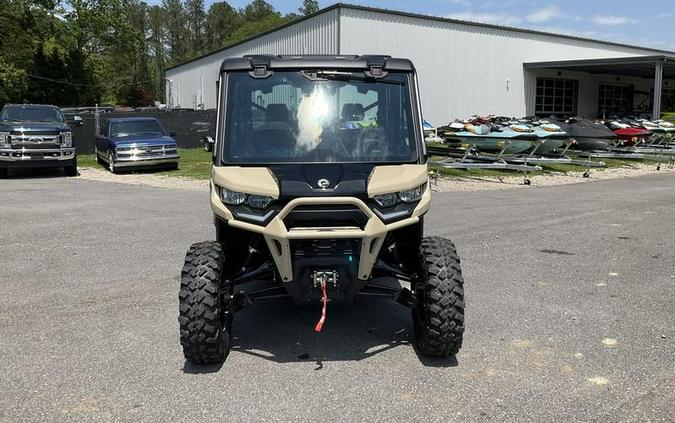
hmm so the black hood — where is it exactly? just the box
[0,121,69,132]
[269,163,375,200]
[554,118,615,139]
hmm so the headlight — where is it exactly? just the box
[373,183,426,208]
[398,184,425,203]
[220,187,247,205]
[247,195,273,209]
[0,132,9,148]
[220,187,273,209]
[373,193,398,208]
[61,131,73,147]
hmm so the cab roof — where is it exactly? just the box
[107,117,159,123]
[2,103,60,109]
[220,55,415,73]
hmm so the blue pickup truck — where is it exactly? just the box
[0,104,77,178]
[94,117,179,173]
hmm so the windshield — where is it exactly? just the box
[0,106,65,123]
[222,70,419,164]
[110,120,166,137]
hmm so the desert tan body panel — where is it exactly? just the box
[211,166,279,198]
[367,164,429,196]
[210,164,430,282]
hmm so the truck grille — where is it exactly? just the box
[9,133,62,147]
[9,130,60,136]
[115,144,177,159]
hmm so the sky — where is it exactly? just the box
[198,0,675,50]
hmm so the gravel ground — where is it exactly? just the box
[77,162,675,193]
[77,168,208,191]
[1,172,674,422]
[432,162,675,191]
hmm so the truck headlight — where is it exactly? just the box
[0,132,9,148]
[61,131,73,147]
[220,187,273,209]
[373,183,426,208]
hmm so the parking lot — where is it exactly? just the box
[2,173,674,422]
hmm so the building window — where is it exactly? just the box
[597,83,633,117]
[662,88,675,113]
[535,78,578,117]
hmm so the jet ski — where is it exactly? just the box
[606,120,650,146]
[452,122,538,154]
[528,121,568,154]
[556,117,617,151]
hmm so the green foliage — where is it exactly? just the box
[0,0,315,108]
[299,0,319,16]
[223,13,290,47]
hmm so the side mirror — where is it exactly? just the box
[95,134,106,140]
[68,115,84,127]
[203,136,215,152]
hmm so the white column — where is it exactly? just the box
[653,60,663,120]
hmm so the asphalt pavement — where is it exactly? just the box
[1,172,674,422]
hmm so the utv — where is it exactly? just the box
[179,55,465,364]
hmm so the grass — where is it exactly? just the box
[78,146,662,181]
[661,112,675,123]
[427,143,662,179]
[79,148,212,179]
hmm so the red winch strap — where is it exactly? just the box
[314,280,328,332]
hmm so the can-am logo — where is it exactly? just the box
[317,179,330,189]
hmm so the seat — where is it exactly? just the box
[266,104,291,123]
[341,103,365,122]
[251,104,296,157]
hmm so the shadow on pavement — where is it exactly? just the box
[2,167,72,179]
[223,296,459,368]
[181,361,225,374]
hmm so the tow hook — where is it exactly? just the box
[313,271,336,332]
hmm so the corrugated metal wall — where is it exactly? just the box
[165,8,339,109]
[166,5,668,124]
[339,8,662,124]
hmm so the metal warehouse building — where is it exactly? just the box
[165,3,675,125]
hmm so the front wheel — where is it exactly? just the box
[0,168,8,179]
[413,237,465,357]
[107,152,117,174]
[179,241,233,364]
[64,157,78,177]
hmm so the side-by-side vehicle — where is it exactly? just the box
[179,55,466,364]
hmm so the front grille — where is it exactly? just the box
[116,144,177,159]
[12,142,61,150]
[10,130,60,136]
[291,239,361,258]
[283,204,368,230]
[9,134,62,146]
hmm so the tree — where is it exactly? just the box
[223,13,288,47]
[205,1,240,51]
[299,0,319,16]
[185,0,206,56]
[148,5,165,100]
[241,0,276,22]
[163,0,188,64]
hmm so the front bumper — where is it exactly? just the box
[0,148,76,168]
[113,156,180,168]
[210,183,431,282]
